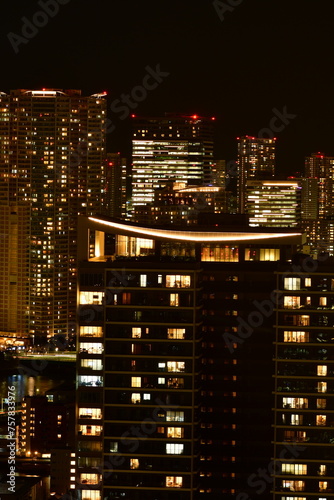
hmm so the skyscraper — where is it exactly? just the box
[131,114,215,209]
[304,153,334,255]
[237,136,276,213]
[76,215,303,500]
[0,88,107,341]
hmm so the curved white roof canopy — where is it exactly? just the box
[88,218,302,243]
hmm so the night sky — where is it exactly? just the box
[2,0,334,175]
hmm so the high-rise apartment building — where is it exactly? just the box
[272,256,334,499]
[131,114,215,208]
[0,89,107,341]
[305,153,334,216]
[76,215,303,500]
[304,153,334,255]
[237,136,276,213]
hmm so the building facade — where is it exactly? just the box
[76,215,304,500]
[131,114,215,209]
[273,256,334,499]
[0,89,107,341]
[245,180,302,227]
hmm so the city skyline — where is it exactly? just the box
[1,1,334,173]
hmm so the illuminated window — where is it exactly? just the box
[284,277,301,291]
[167,427,184,438]
[284,430,306,442]
[167,328,185,339]
[78,375,102,387]
[320,297,327,306]
[143,393,151,400]
[317,382,327,393]
[281,463,307,475]
[166,476,183,488]
[283,331,309,343]
[166,443,184,454]
[79,343,103,354]
[80,359,103,371]
[168,378,184,388]
[284,296,301,309]
[201,244,239,262]
[281,498,306,500]
[319,465,327,476]
[167,361,185,372]
[79,425,102,436]
[79,291,104,305]
[166,411,184,422]
[166,275,191,288]
[317,365,327,376]
[158,377,165,384]
[140,274,147,287]
[130,458,139,469]
[122,292,131,304]
[80,473,100,485]
[316,415,327,426]
[305,278,311,286]
[319,482,328,492]
[282,480,305,491]
[131,377,141,388]
[291,414,303,425]
[132,327,141,338]
[283,398,308,409]
[244,248,280,261]
[170,293,179,306]
[79,326,103,337]
[81,491,101,500]
[110,442,118,453]
[317,398,326,409]
[79,408,102,419]
[131,393,141,404]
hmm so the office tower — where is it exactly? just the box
[0,89,106,341]
[131,114,215,208]
[272,255,334,499]
[237,136,276,213]
[76,215,303,500]
[105,153,127,218]
[245,180,302,227]
[133,181,228,225]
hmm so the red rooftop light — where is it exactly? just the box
[192,115,198,119]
